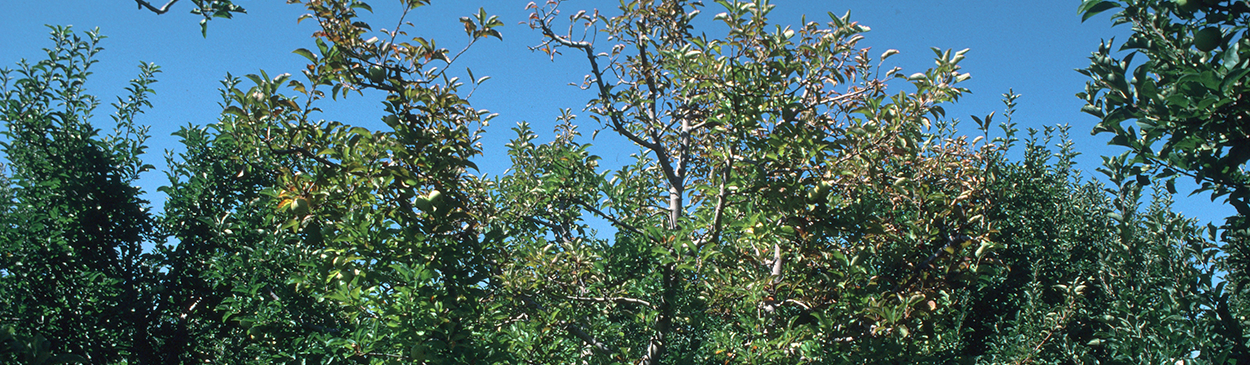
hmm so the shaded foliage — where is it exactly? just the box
[0,26,158,363]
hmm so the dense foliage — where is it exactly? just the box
[1,26,159,364]
[0,0,1244,363]
[1079,0,1250,217]
[1080,0,1250,361]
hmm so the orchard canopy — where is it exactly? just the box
[0,0,1247,363]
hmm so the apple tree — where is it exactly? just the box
[498,0,1000,362]
[1079,0,1250,360]
[0,26,159,363]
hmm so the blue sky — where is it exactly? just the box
[1,1,1235,227]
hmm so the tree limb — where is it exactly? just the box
[271,147,342,170]
[134,0,179,14]
[534,12,662,155]
[570,199,648,239]
[636,40,682,192]
[771,243,783,282]
[566,323,612,356]
[565,295,653,308]
[708,165,730,246]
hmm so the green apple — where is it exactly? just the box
[367,65,386,84]
[413,196,434,212]
[1194,27,1222,52]
[1176,0,1203,13]
[291,197,311,216]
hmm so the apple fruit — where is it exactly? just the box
[1194,27,1222,52]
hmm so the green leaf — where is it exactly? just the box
[1220,40,1241,68]
[293,48,318,63]
[1079,1,1121,22]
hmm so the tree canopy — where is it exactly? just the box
[0,0,1246,363]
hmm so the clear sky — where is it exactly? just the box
[1,1,1235,228]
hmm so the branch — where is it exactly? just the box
[565,295,653,309]
[822,87,872,108]
[272,147,342,170]
[535,13,662,154]
[570,199,648,239]
[363,352,408,360]
[517,294,612,356]
[770,243,783,282]
[522,216,573,244]
[648,125,682,191]
[688,120,711,131]
[783,298,812,310]
[135,0,179,14]
[534,6,687,205]
[708,165,730,246]
[1013,288,1080,365]
[917,234,973,271]
[566,323,612,356]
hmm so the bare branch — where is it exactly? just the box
[565,295,654,308]
[271,147,342,170]
[570,199,648,239]
[534,11,663,155]
[135,0,179,14]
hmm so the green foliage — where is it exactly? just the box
[514,1,998,362]
[177,0,511,362]
[929,93,1238,364]
[0,26,160,363]
[152,79,353,362]
[0,1,1241,364]
[1078,0,1250,217]
[0,326,88,364]
[1079,1,1250,361]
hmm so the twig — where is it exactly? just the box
[570,199,648,239]
[565,295,654,308]
[135,0,179,14]
[271,147,342,170]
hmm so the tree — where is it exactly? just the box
[99,0,1246,363]
[950,96,1232,363]
[151,78,354,362]
[1079,0,1250,360]
[0,26,159,363]
[171,0,513,362]
[507,0,1000,362]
